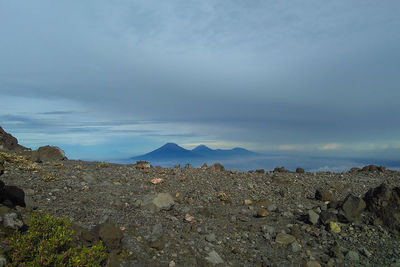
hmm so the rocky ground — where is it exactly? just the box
[1,152,400,266]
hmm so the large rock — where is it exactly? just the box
[0,180,26,208]
[364,183,400,230]
[361,164,385,172]
[210,163,225,171]
[91,221,123,253]
[339,194,366,223]
[273,167,289,173]
[315,188,335,202]
[0,126,27,151]
[31,145,67,162]
[152,193,175,211]
[0,158,4,176]
[2,212,24,230]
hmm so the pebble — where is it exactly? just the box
[346,250,359,261]
[329,222,341,233]
[275,233,296,245]
[152,193,175,211]
[291,241,302,253]
[205,233,216,243]
[205,250,224,265]
[257,208,268,217]
[3,212,24,230]
[308,210,319,225]
[304,261,321,267]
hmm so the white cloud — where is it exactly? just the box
[320,143,342,151]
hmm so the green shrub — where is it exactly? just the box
[6,212,107,266]
[96,162,110,168]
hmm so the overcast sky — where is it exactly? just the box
[1,1,399,161]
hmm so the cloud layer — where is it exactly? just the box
[1,1,400,161]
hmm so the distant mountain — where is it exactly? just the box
[132,143,195,160]
[131,143,258,162]
[192,144,214,154]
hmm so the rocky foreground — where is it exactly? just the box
[0,153,400,267]
[1,127,400,266]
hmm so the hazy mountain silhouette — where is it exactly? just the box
[131,143,257,161]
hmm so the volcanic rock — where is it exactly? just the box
[209,162,225,171]
[134,161,151,169]
[339,194,366,223]
[296,167,305,174]
[0,158,4,176]
[361,164,385,172]
[273,167,289,173]
[2,212,24,230]
[0,126,27,151]
[91,221,123,253]
[364,183,400,230]
[315,188,335,202]
[31,145,67,162]
[0,180,26,208]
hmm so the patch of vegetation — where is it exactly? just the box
[5,212,107,266]
[0,152,43,172]
[218,192,229,201]
[42,173,57,182]
[96,162,110,168]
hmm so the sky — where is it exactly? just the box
[1,1,400,163]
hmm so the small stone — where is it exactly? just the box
[152,193,175,211]
[257,208,268,217]
[303,261,321,267]
[0,254,6,267]
[185,213,195,222]
[361,247,372,258]
[82,174,97,185]
[275,233,295,244]
[24,188,35,196]
[329,222,341,233]
[3,212,24,230]
[205,250,224,265]
[149,240,165,250]
[319,211,337,225]
[244,199,252,205]
[149,178,165,184]
[346,250,359,261]
[205,233,216,242]
[291,241,302,253]
[266,204,277,212]
[308,210,319,225]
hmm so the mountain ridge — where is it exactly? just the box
[131,142,257,161]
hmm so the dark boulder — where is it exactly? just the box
[31,145,67,163]
[0,158,4,176]
[134,161,151,169]
[364,183,400,230]
[319,211,338,225]
[338,194,366,223]
[361,164,386,172]
[255,169,265,174]
[210,163,225,171]
[91,221,123,253]
[296,167,305,174]
[0,180,26,208]
[315,188,336,202]
[0,126,27,151]
[273,167,289,173]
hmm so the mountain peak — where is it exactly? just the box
[192,144,213,152]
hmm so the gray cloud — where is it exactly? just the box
[1,1,400,158]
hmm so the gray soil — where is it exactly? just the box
[2,159,400,267]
